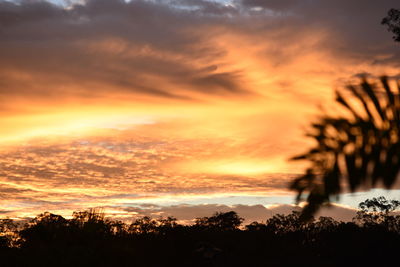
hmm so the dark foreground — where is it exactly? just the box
[1,198,399,267]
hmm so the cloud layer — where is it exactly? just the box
[1,0,399,106]
[0,130,296,217]
[1,0,400,220]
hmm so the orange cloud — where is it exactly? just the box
[0,0,399,219]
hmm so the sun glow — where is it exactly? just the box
[175,158,288,175]
[210,161,278,175]
[0,107,157,144]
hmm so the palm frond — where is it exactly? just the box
[291,76,400,220]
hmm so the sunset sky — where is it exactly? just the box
[1,0,400,223]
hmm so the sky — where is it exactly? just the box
[1,0,400,223]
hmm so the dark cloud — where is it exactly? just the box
[0,0,248,104]
[241,0,400,64]
[0,0,398,108]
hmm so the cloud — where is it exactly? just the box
[121,203,277,224]
[1,0,399,142]
[0,0,250,107]
[118,202,357,223]
[0,128,298,219]
[241,0,400,62]
[1,0,398,108]
[1,0,400,221]
[0,133,295,198]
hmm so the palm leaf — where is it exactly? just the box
[291,76,400,220]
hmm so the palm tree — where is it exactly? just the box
[291,76,400,219]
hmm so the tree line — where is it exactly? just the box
[0,197,399,266]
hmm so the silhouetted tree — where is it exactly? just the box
[70,208,114,237]
[382,8,400,42]
[266,211,314,234]
[291,77,400,219]
[157,216,179,234]
[19,212,69,247]
[129,216,157,234]
[109,219,127,236]
[359,196,400,213]
[0,219,18,248]
[1,205,400,267]
[195,211,243,231]
[314,216,339,231]
[245,221,268,231]
[354,196,400,229]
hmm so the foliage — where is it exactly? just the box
[266,211,313,234]
[358,196,400,213]
[382,8,400,42]
[291,76,400,219]
[194,211,244,231]
[0,219,19,248]
[72,208,106,225]
[128,216,178,234]
[0,201,399,266]
[353,196,400,230]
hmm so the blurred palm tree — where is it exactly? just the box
[291,76,400,219]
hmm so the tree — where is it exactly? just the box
[266,211,313,234]
[19,212,69,247]
[291,77,400,219]
[70,208,113,236]
[382,8,400,42]
[0,219,18,248]
[314,216,339,231]
[129,216,158,234]
[195,211,244,231]
[354,196,400,228]
[358,196,400,214]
